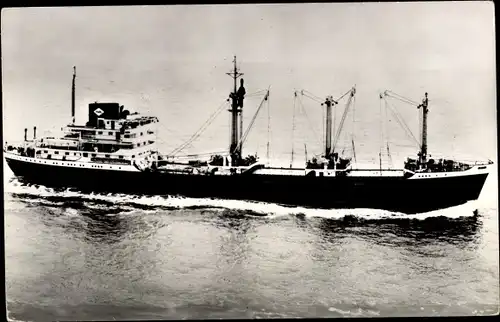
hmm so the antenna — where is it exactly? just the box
[72,66,76,124]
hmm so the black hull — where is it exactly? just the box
[6,158,489,214]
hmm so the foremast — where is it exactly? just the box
[323,95,337,158]
[226,56,245,166]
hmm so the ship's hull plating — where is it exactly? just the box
[6,157,489,214]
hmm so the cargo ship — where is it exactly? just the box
[4,59,493,214]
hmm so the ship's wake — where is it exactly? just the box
[5,178,480,221]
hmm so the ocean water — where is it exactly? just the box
[2,3,498,320]
[3,163,499,320]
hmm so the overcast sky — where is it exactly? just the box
[1,2,496,163]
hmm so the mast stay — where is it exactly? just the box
[382,90,429,169]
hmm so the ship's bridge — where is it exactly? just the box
[26,102,160,160]
[59,102,159,149]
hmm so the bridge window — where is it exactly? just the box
[83,153,88,157]
[108,132,113,135]
[54,151,59,155]
[119,155,124,159]
[65,152,70,155]
[91,153,96,157]
[105,154,110,158]
[98,131,103,135]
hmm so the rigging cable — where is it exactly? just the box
[383,97,421,148]
[300,89,324,103]
[419,101,423,147]
[246,89,269,97]
[384,90,422,162]
[266,90,271,164]
[379,94,383,171]
[351,87,357,166]
[168,99,229,156]
[337,108,350,156]
[384,90,419,106]
[335,88,354,102]
[297,95,322,147]
[384,98,393,168]
[322,98,325,149]
[290,91,297,167]
[304,143,308,165]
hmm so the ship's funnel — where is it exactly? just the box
[88,102,121,127]
[24,128,27,141]
[33,126,37,140]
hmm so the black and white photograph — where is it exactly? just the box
[2,2,498,320]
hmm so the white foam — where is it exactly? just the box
[328,306,372,317]
[4,177,479,220]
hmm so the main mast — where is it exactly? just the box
[226,56,245,165]
[323,95,336,157]
[418,92,429,167]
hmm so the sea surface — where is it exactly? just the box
[4,164,499,320]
